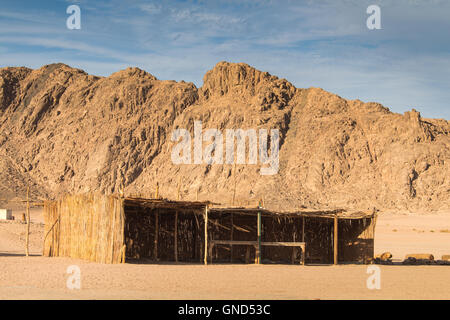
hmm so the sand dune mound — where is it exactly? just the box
[0,62,448,212]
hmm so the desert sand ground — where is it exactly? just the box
[0,207,449,300]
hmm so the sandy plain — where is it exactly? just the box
[0,208,449,300]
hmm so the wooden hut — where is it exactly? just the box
[43,193,376,264]
[207,208,376,265]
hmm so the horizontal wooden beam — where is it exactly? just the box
[210,240,305,248]
[210,240,257,246]
[261,242,305,247]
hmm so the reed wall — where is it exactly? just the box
[43,193,125,264]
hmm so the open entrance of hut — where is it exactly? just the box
[301,216,335,264]
[123,198,209,263]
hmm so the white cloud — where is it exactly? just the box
[139,3,162,15]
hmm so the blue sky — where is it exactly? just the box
[0,0,449,119]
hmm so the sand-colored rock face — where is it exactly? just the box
[0,61,448,212]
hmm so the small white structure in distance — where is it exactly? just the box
[0,209,13,220]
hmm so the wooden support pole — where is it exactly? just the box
[177,176,181,201]
[25,186,30,257]
[230,213,234,263]
[302,216,305,242]
[232,163,237,206]
[256,211,261,264]
[302,216,306,265]
[154,212,159,261]
[301,243,305,266]
[334,215,338,265]
[292,217,296,264]
[174,211,178,262]
[204,206,208,265]
[155,182,159,199]
[232,184,236,205]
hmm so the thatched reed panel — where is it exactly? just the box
[43,200,60,257]
[338,216,376,263]
[43,194,125,264]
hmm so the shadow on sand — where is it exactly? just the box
[0,252,41,257]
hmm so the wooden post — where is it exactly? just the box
[155,182,159,199]
[232,163,237,205]
[232,184,236,205]
[174,211,178,262]
[301,243,306,266]
[177,176,182,201]
[334,215,338,265]
[292,218,296,264]
[25,186,30,257]
[256,211,261,264]
[154,211,159,261]
[302,216,305,242]
[302,216,306,265]
[204,206,208,265]
[230,213,234,263]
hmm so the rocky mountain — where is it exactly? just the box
[0,61,448,212]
